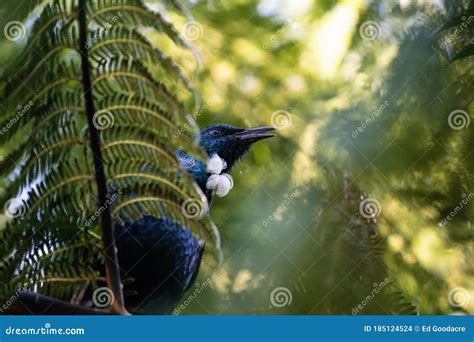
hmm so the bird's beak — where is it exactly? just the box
[234,126,276,142]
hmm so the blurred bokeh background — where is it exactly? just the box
[1,0,473,315]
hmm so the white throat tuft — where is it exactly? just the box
[205,154,233,197]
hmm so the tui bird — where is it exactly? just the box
[113,124,275,314]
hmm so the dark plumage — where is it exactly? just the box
[113,124,275,314]
[114,216,204,314]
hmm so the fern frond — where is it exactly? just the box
[87,0,200,59]
[88,25,196,101]
[4,26,80,103]
[92,57,187,124]
[0,0,214,309]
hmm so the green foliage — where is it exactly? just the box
[0,0,472,316]
[0,0,214,305]
[171,0,472,315]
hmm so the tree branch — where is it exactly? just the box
[77,0,127,315]
[8,291,114,315]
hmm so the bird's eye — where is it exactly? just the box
[209,129,221,137]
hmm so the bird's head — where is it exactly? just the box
[199,124,276,172]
